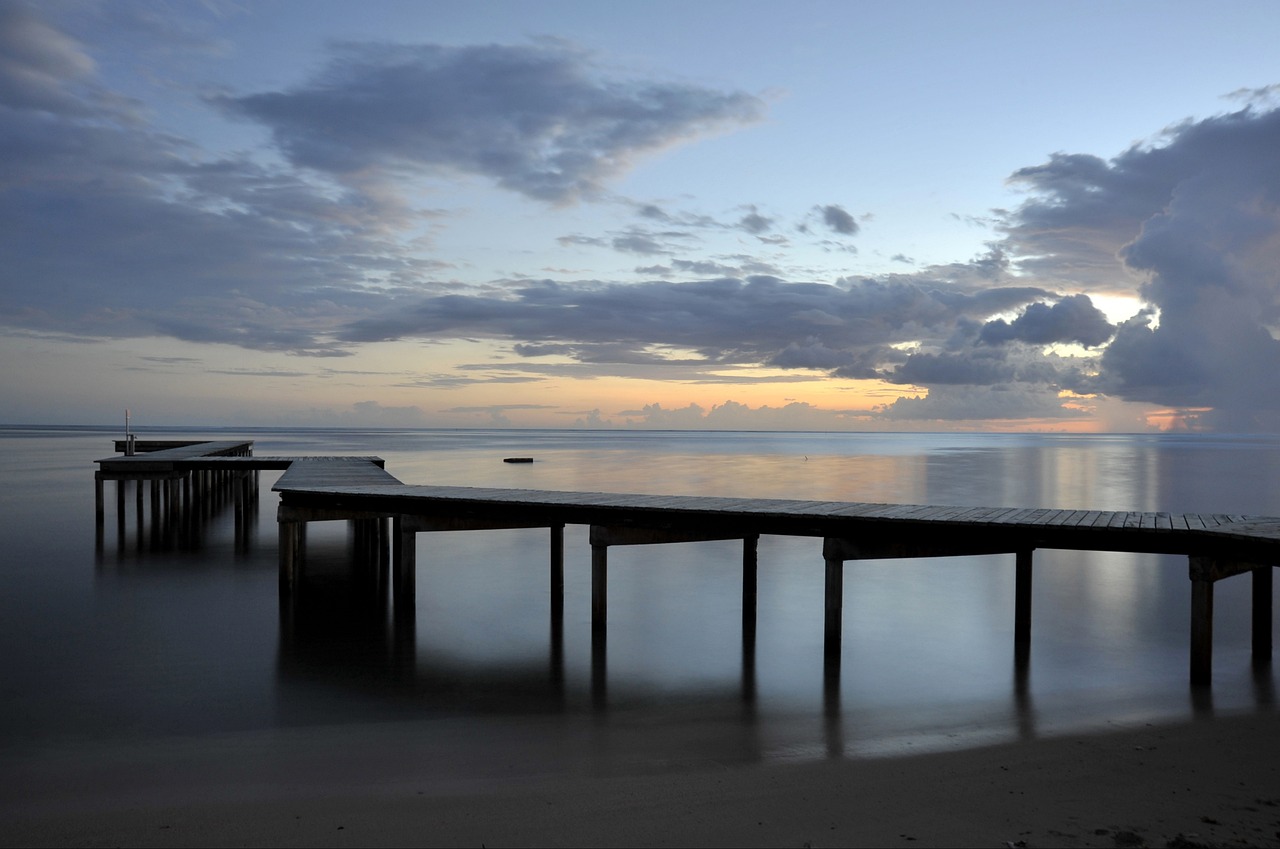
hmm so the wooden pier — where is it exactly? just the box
[96,440,1280,687]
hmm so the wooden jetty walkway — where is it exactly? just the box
[97,440,1280,687]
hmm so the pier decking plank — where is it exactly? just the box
[274,458,402,489]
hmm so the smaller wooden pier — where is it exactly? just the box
[96,441,1280,687]
[95,440,260,550]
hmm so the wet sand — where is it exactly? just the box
[4,710,1279,848]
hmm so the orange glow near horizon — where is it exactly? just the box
[1144,407,1214,432]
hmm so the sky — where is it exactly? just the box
[2,0,1280,432]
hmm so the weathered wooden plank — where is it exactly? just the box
[987,507,1043,525]
[853,503,925,519]
[967,506,1019,524]
[274,458,403,490]
[949,506,997,523]
[900,505,959,522]
[828,502,897,518]
[875,504,930,521]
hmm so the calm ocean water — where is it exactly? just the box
[1,426,1278,777]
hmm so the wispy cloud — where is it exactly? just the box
[218,41,766,205]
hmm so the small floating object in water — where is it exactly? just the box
[503,457,534,463]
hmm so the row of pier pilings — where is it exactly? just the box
[94,465,261,555]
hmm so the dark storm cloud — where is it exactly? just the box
[339,274,1052,380]
[1002,104,1280,427]
[220,41,765,204]
[978,294,1114,348]
[886,348,1065,387]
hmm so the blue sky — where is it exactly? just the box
[3,0,1280,430]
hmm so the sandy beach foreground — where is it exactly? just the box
[4,709,1279,848]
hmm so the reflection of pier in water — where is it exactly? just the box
[94,441,263,554]
[272,545,1044,761]
[96,438,1280,728]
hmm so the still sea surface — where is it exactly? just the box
[2,426,1278,783]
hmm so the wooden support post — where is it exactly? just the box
[1015,549,1033,646]
[742,534,759,708]
[1254,566,1273,665]
[279,520,303,593]
[351,519,366,567]
[743,534,758,626]
[393,516,416,610]
[115,480,126,544]
[377,517,390,582]
[233,474,245,553]
[823,540,844,740]
[591,621,608,710]
[1191,577,1214,687]
[592,543,608,633]
[94,473,104,527]
[167,478,179,540]
[824,550,843,661]
[550,524,565,616]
